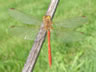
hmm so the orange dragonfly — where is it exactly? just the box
[8,8,88,67]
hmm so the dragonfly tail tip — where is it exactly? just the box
[10,8,15,10]
[82,16,86,18]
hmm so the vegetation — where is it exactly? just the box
[0,0,96,72]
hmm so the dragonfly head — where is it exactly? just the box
[43,16,53,31]
[43,15,51,20]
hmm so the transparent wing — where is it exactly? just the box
[9,26,39,40]
[51,30,85,43]
[8,8,41,25]
[54,16,88,28]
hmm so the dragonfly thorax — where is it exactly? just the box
[43,16,53,31]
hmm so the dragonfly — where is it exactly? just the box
[8,8,88,67]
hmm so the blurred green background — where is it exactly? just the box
[0,0,96,72]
